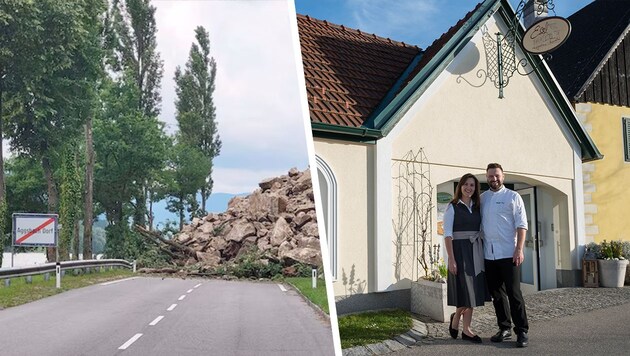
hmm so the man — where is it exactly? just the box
[481,163,529,348]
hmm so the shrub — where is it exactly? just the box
[585,240,626,260]
[228,247,283,279]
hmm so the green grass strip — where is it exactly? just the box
[338,309,412,349]
[0,268,133,309]
[285,277,329,314]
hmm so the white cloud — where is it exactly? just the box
[346,0,440,44]
[154,0,309,193]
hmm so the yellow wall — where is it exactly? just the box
[577,103,630,243]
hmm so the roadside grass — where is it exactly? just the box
[0,268,133,309]
[285,277,329,314]
[338,309,413,349]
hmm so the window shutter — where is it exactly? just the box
[624,117,630,162]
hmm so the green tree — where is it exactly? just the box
[59,146,83,260]
[108,0,164,227]
[2,155,47,266]
[0,0,62,262]
[1,0,107,261]
[80,0,108,261]
[164,142,211,230]
[174,26,221,216]
[94,76,167,259]
[4,155,48,218]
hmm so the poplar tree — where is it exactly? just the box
[108,0,164,227]
[174,26,221,216]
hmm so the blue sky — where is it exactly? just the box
[295,0,593,49]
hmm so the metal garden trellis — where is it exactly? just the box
[392,149,438,282]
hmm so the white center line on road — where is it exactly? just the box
[119,333,143,350]
[167,304,177,311]
[278,284,287,292]
[149,316,164,326]
[193,283,202,288]
[178,295,186,301]
[100,277,139,286]
[187,289,193,293]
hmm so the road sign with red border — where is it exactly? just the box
[12,213,58,247]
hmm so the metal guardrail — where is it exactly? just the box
[0,259,134,279]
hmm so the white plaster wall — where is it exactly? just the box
[386,14,581,285]
[314,138,373,297]
[391,15,575,179]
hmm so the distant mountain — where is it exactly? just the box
[151,192,246,228]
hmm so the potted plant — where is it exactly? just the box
[587,240,629,288]
[410,245,455,322]
[623,241,630,285]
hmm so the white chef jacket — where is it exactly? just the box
[480,186,528,260]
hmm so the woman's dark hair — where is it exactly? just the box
[450,173,481,210]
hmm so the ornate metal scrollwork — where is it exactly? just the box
[457,0,557,98]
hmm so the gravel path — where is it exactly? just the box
[421,286,630,340]
[342,286,630,355]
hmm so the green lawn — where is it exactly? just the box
[285,277,329,314]
[0,268,133,309]
[338,309,413,349]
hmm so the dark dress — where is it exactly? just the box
[446,202,491,307]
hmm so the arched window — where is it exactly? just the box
[316,155,338,280]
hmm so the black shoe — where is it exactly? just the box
[448,313,458,339]
[462,332,482,343]
[516,332,528,348]
[490,329,512,342]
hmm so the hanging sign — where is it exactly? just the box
[522,16,571,54]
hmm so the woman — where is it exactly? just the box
[444,173,490,343]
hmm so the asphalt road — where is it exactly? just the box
[0,277,335,355]
[392,301,630,355]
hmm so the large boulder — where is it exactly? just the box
[270,217,292,247]
[225,219,256,243]
[281,247,322,266]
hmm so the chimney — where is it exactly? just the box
[523,0,549,29]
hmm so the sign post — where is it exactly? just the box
[12,213,60,287]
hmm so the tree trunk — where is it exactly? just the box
[0,75,6,203]
[83,119,94,259]
[179,193,184,231]
[201,186,207,216]
[43,154,59,262]
[148,188,154,231]
[0,75,5,267]
[133,182,146,227]
[73,219,80,260]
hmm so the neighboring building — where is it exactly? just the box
[548,0,630,245]
[298,0,602,315]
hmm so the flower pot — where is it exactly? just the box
[598,259,629,288]
[410,279,455,322]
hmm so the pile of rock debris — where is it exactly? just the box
[138,168,323,277]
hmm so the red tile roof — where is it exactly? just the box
[297,14,421,128]
[398,2,483,90]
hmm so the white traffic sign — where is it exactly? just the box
[12,213,58,247]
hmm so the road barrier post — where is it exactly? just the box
[312,268,317,289]
[56,262,61,289]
